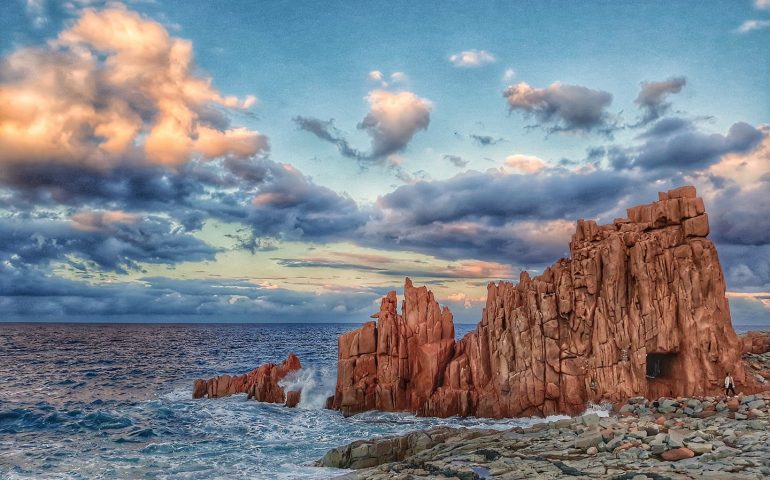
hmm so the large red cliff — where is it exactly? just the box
[329,186,752,418]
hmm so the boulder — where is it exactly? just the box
[661,447,695,461]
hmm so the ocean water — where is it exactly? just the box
[0,323,586,480]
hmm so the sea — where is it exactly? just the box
[0,322,764,479]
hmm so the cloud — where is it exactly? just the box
[358,90,432,159]
[275,255,515,281]
[296,90,431,165]
[0,268,384,322]
[248,162,372,241]
[0,5,265,174]
[0,211,218,274]
[622,119,763,172]
[470,134,505,146]
[503,82,615,134]
[449,49,496,67]
[361,168,632,263]
[736,19,770,33]
[367,70,407,88]
[634,76,687,125]
[390,72,408,83]
[292,116,364,160]
[444,292,487,309]
[757,0,770,8]
[503,68,516,81]
[444,154,469,168]
[503,155,548,173]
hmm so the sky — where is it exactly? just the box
[0,0,768,324]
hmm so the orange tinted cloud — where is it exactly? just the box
[0,6,266,169]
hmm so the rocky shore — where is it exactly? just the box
[319,388,770,479]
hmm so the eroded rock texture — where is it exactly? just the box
[741,331,770,355]
[193,353,302,406]
[330,186,750,418]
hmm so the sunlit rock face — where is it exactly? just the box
[329,186,750,418]
[193,353,301,406]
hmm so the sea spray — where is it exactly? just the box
[278,366,336,409]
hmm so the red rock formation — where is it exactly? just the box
[330,186,753,418]
[193,353,302,406]
[741,331,770,355]
[329,279,455,417]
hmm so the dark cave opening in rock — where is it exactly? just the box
[646,353,677,379]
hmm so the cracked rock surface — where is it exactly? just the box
[329,186,758,419]
[320,392,770,479]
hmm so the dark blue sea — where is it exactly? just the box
[0,322,582,479]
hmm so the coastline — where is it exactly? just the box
[320,389,770,479]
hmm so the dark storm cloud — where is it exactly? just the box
[710,181,770,246]
[0,154,372,248]
[503,82,615,134]
[634,76,687,125]
[0,267,384,321]
[359,169,634,263]
[248,161,372,241]
[377,169,629,226]
[625,120,763,173]
[718,244,770,289]
[0,213,218,274]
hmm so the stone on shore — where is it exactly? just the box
[320,391,770,479]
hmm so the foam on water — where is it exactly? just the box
[2,322,761,478]
[278,367,336,410]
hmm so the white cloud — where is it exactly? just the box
[503,68,516,81]
[736,19,770,33]
[449,49,496,67]
[358,90,432,158]
[503,154,548,174]
[756,0,770,9]
[390,71,407,83]
[368,70,383,81]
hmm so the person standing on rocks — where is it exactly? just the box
[724,372,736,397]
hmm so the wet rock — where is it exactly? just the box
[192,353,302,407]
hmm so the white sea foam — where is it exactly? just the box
[278,366,336,410]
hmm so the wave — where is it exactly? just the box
[278,366,336,410]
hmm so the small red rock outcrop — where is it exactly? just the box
[193,353,302,406]
[329,186,753,418]
[741,331,770,355]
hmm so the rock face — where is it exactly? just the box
[193,353,302,406]
[330,186,751,418]
[329,280,455,417]
[741,331,770,355]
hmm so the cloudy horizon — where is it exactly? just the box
[1,0,768,324]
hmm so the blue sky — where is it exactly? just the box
[0,0,768,323]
